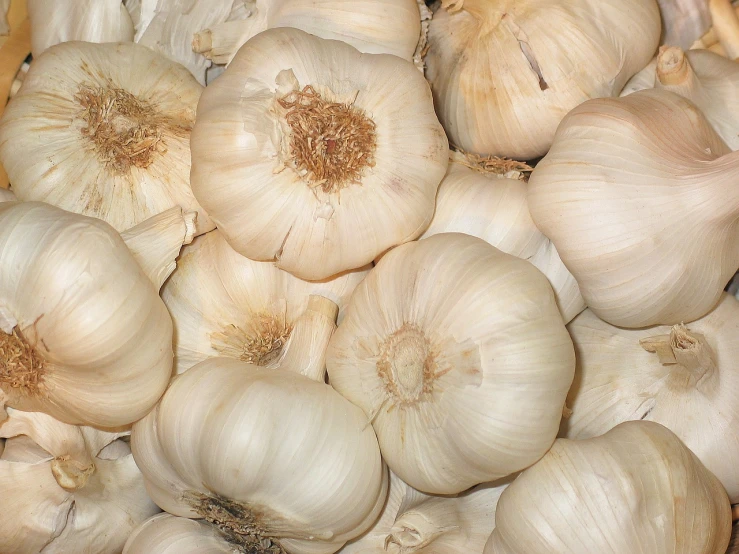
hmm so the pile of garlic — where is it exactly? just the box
[0,0,738,553]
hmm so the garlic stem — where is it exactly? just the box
[709,0,739,59]
[385,511,460,550]
[192,19,260,65]
[656,47,700,93]
[640,325,718,388]
[50,454,95,492]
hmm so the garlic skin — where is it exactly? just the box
[0,202,185,428]
[485,421,732,554]
[0,188,14,202]
[425,0,661,159]
[191,27,448,281]
[327,233,575,494]
[124,514,238,554]
[0,408,159,554]
[657,0,712,49]
[0,41,213,235]
[528,89,739,328]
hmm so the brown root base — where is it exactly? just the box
[0,326,45,395]
[211,313,292,366]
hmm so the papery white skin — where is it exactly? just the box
[124,514,238,554]
[425,0,661,159]
[657,0,712,49]
[162,229,368,374]
[0,188,14,202]
[420,155,584,323]
[708,0,739,59]
[0,41,214,235]
[484,421,731,553]
[0,408,159,554]
[190,27,448,281]
[327,233,575,494]
[528,88,739,328]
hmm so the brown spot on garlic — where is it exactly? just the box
[211,313,292,367]
[0,326,46,396]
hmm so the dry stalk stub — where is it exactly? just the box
[211,313,293,367]
[0,326,46,397]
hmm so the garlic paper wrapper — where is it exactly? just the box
[425,0,661,160]
[191,0,422,67]
[327,233,575,494]
[562,293,739,502]
[162,229,368,374]
[0,41,214,235]
[27,0,134,58]
[191,27,448,281]
[528,89,739,328]
[0,188,15,203]
[0,407,159,554]
[0,202,188,428]
[485,421,731,553]
[657,0,712,49]
[124,514,239,554]
[420,154,584,323]
[131,297,388,554]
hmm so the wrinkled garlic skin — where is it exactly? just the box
[327,233,575,494]
[131,357,388,554]
[124,514,238,554]
[0,202,174,428]
[420,159,585,323]
[0,41,214,235]
[425,0,661,160]
[563,293,739,502]
[657,0,712,49]
[0,408,159,554]
[528,89,739,328]
[191,27,448,281]
[485,421,732,554]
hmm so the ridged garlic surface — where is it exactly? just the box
[0,41,213,235]
[420,153,584,323]
[484,421,731,554]
[124,514,238,554]
[191,27,448,281]
[528,89,739,328]
[425,0,661,159]
[0,408,159,554]
[327,233,575,494]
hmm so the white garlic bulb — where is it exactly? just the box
[528,88,739,328]
[190,27,448,281]
[0,202,192,428]
[484,421,732,554]
[0,41,214,235]
[708,0,739,59]
[131,296,388,554]
[657,0,712,49]
[0,407,159,554]
[327,233,575,494]
[425,0,661,159]
[124,514,238,554]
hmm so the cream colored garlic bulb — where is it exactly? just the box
[124,514,238,554]
[131,296,388,554]
[0,202,193,428]
[420,152,585,323]
[528,89,739,328]
[327,233,575,494]
[425,0,661,159]
[162,229,368,374]
[0,41,213,235]
[485,421,732,554]
[0,407,159,554]
[191,27,448,281]
[562,293,739,502]
[658,0,712,49]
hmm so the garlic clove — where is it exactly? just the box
[124,513,239,553]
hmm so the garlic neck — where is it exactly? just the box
[51,454,96,492]
[656,47,702,98]
[443,0,507,28]
[386,511,460,551]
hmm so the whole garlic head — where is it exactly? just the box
[528,88,739,328]
[124,514,239,554]
[190,27,448,281]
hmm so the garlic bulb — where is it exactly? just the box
[657,0,712,49]
[192,0,422,67]
[27,0,134,58]
[327,233,575,494]
[131,296,388,554]
[0,202,192,428]
[484,421,732,553]
[0,407,159,554]
[709,0,739,59]
[528,89,739,328]
[0,188,14,202]
[562,292,739,502]
[162,229,368,374]
[420,152,585,323]
[124,514,238,554]
[0,41,214,235]
[191,27,448,280]
[425,0,661,159]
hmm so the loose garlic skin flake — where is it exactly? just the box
[191,27,448,281]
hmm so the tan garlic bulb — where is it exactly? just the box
[484,421,732,554]
[124,514,238,554]
[528,89,739,328]
[131,297,388,554]
[327,233,575,494]
[0,407,159,554]
[425,0,661,159]
[162,230,368,374]
[0,41,213,235]
[0,202,193,428]
[191,27,448,281]
[420,153,585,323]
